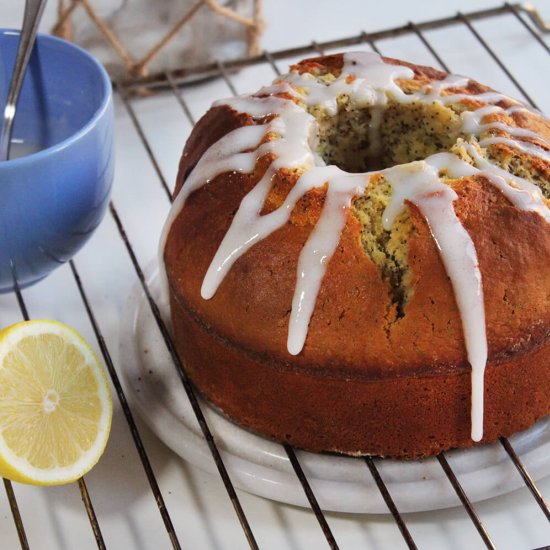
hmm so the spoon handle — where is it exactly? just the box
[0,0,48,161]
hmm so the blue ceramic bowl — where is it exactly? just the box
[0,30,114,293]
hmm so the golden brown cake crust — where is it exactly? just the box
[164,53,550,458]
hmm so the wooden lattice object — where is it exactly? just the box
[53,0,264,82]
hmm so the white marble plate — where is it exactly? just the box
[119,264,550,513]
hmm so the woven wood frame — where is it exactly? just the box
[52,0,264,78]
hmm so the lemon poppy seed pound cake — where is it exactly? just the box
[161,52,550,459]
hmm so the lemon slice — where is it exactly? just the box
[0,320,112,485]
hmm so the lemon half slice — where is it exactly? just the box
[0,320,112,485]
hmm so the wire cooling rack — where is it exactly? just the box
[1,3,550,549]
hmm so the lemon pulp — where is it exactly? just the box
[0,320,112,485]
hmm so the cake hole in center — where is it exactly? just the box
[316,100,462,172]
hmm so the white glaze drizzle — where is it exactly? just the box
[461,104,550,145]
[288,167,367,354]
[366,105,386,160]
[479,136,550,164]
[161,52,550,441]
[462,143,550,223]
[400,161,487,441]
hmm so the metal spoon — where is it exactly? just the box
[0,0,48,161]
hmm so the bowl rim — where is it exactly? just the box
[0,29,113,168]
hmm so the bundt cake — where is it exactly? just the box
[161,52,550,458]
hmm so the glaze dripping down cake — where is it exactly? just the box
[161,52,550,458]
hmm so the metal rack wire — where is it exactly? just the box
[4,3,550,549]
